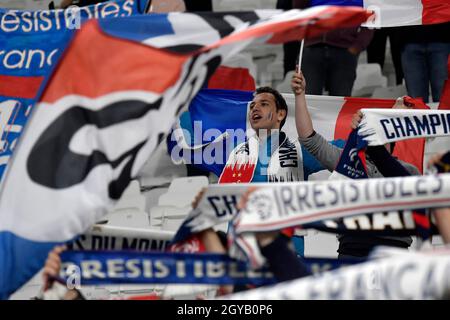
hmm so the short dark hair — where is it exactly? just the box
[254,87,288,129]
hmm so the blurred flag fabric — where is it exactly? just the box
[0,6,370,299]
[0,0,146,186]
[206,48,257,91]
[308,0,450,26]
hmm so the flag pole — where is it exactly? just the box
[297,39,305,71]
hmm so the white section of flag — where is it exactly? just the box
[363,0,423,27]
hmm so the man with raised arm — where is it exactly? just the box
[291,70,420,259]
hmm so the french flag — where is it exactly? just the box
[309,0,450,26]
[169,92,432,178]
[0,6,371,299]
[0,0,147,188]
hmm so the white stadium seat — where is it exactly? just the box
[371,84,407,98]
[158,176,209,207]
[276,70,296,93]
[111,180,146,213]
[103,180,150,229]
[352,63,388,97]
[148,176,209,231]
[266,50,285,87]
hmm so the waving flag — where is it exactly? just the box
[207,53,257,91]
[0,0,146,187]
[309,0,450,26]
[167,89,334,180]
[0,6,370,299]
[168,93,432,178]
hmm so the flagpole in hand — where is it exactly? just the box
[297,39,305,71]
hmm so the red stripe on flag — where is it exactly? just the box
[334,97,427,173]
[438,55,450,110]
[0,75,44,99]
[41,21,187,103]
[421,0,450,25]
[392,139,426,173]
[266,7,371,45]
[393,97,429,174]
[208,66,256,91]
[205,7,370,49]
[334,97,395,141]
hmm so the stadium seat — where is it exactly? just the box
[222,53,258,83]
[246,43,282,87]
[112,180,146,212]
[148,176,209,231]
[138,139,187,189]
[276,70,296,93]
[352,63,388,97]
[103,180,150,229]
[103,208,151,229]
[371,84,407,98]
[158,176,209,207]
[266,50,285,87]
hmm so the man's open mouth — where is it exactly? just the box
[252,114,262,121]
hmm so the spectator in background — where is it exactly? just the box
[292,71,420,259]
[184,0,212,11]
[147,0,186,12]
[59,0,107,8]
[277,0,301,76]
[293,0,374,96]
[367,28,404,85]
[400,23,450,103]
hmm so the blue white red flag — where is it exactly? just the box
[168,93,433,180]
[0,6,371,299]
[0,0,145,186]
[309,0,450,26]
